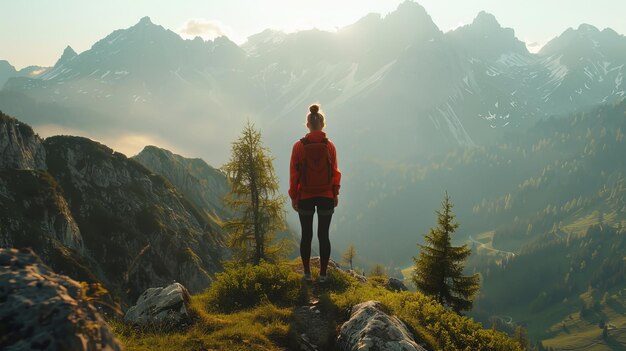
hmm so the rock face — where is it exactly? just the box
[0,169,93,283]
[133,145,230,221]
[0,114,226,303]
[337,300,427,351]
[44,135,223,299]
[0,248,123,351]
[385,277,408,292]
[124,282,192,327]
[0,112,46,170]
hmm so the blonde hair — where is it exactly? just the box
[306,104,325,130]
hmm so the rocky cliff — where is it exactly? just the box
[133,145,230,221]
[0,112,46,169]
[0,111,227,304]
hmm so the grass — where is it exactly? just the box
[109,259,522,351]
[109,301,292,351]
[561,209,625,238]
[539,289,626,350]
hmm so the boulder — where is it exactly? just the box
[124,282,192,327]
[385,277,408,292]
[346,269,368,283]
[0,248,122,351]
[337,300,427,351]
[309,256,341,271]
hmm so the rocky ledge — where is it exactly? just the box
[337,300,427,351]
[0,248,122,351]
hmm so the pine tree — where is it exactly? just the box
[342,244,357,270]
[412,192,480,313]
[222,121,286,264]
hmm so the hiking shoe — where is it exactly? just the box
[303,272,312,282]
[318,275,328,283]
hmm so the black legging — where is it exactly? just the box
[298,197,334,275]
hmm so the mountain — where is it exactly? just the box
[0,60,49,88]
[0,61,16,88]
[133,145,230,221]
[535,24,626,114]
[0,112,227,303]
[2,1,626,273]
[54,45,77,67]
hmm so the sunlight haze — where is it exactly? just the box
[1,0,625,69]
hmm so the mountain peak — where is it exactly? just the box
[577,23,600,32]
[448,10,527,57]
[382,0,442,39]
[53,45,77,67]
[63,45,77,56]
[391,1,434,24]
[138,16,153,25]
[472,11,502,29]
[396,0,428,14]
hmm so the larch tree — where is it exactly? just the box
[222,121,286,265]
[412,192,480,313]
[342,244,357,270]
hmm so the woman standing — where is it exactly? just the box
[289,104,341,283]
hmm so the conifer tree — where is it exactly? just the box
[342,244,357,270]
[412,192,480,313]
[222,121,286,264]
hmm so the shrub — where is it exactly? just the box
[204,261,301,313]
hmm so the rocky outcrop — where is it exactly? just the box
[133,145,230,220]
[44,135,224,300]
[0,170,83,253]
[308,256,342,272]
[0,114,226,304]
[337,300,427,351]
[0,248,123,351]
[124,282,192,327]
[385,277,408,292]
[0,112,46,170]
[346,270,368,283]
[0,169,94,283]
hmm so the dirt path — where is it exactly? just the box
[290,282,340,351]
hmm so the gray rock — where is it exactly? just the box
[347,269,368,283]
[385,277,408,292]
[133,145,230,220]
[0,248,123,351]
[309,256,341,271]
[337,300,427,351]
[124,282,192,327]
[0,113,46,170]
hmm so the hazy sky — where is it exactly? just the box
[1,0,625,69]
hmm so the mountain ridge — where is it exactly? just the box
[0,112,229,304]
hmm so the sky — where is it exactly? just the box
[1,0,625,70]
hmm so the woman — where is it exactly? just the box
[289,103,341,283]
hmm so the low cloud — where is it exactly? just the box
[178,19,230,40]
[34,124,188,158]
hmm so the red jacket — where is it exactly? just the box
[289,130,341,200]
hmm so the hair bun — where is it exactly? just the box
[309,104,320,114]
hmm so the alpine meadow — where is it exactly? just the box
[1,1,625,350]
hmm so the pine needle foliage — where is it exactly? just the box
[412,192,480,313]
[342,244,357,270]
[222,121,286,264]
